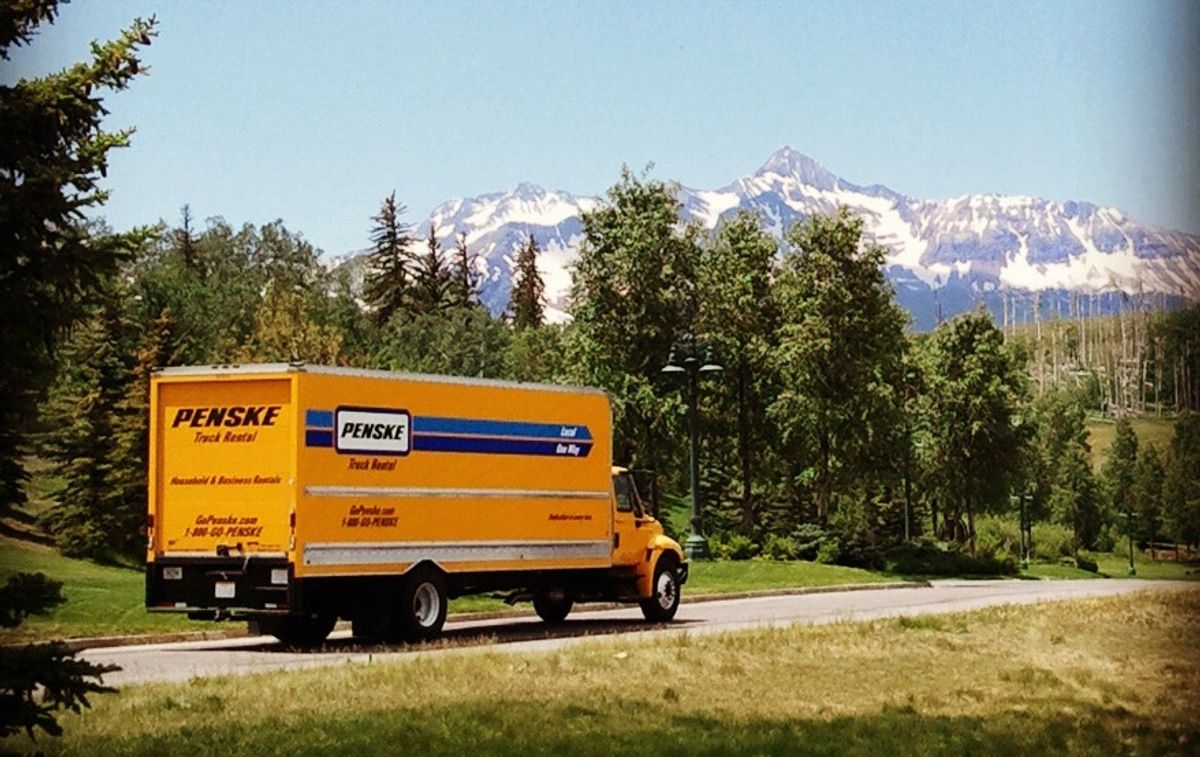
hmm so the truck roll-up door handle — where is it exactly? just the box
[613,534,620,548]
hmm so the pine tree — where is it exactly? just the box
[449,232,481,308]
[41,300,134,560]
[1130,443,1165,558]
[363,192,412,325]
[409,226,453,316]
[108,310,182,559]
[0,4,155,517]
[1101,416,1139,523]
[510,234,545,329]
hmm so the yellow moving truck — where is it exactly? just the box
[146,364,687,644]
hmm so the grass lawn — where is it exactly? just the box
[1021,552,1198,581]
[686,558,894,593]
[0,537,201,643]
[10,589,1198,755]
[1086,415,1176,468]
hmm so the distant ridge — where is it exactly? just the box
[334,147,1200,329]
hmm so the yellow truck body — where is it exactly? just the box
[146,364,686,643]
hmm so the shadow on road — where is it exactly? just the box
[194,616,704,656]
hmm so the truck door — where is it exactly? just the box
[611,471,654,566]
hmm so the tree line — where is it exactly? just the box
[17,169,1199,572]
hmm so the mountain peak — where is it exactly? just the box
[756,146,839,189]
[512,181,548,200]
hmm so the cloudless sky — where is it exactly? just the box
[6,0,1198,254]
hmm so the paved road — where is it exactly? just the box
[85,579,1194,687]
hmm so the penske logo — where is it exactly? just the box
[335,407,411,456]
[171,406,282,428]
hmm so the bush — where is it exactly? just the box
[816,539,841,565]
[1095,524,1122,554]
[723,534,759,561]
[791,523,827,561]
[884,542,1017,577]
[975,516,1021,561]
[1075,554,1099,573]
[1031,522,1075,562]
[761,534,798,561]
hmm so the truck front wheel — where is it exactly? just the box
[639,554,681,622]
[533,589,573,624]
[397,566,448,642]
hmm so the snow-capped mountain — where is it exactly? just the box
[339,147,1200,329]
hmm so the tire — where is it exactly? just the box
[396,565,448,642]
[533,589,573,624]
[256,613,336,647]
[639,554,681,622]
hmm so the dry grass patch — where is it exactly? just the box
[7,589,1199,755]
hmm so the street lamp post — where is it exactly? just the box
[662,334,722,561]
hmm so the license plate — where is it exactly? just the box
[215,581,236,598]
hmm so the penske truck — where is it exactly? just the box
[145,364,687,645]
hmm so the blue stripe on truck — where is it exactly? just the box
[303,409,592,457]
[305,409,334,429]
[412,436,592,457]
[412,416,592,441]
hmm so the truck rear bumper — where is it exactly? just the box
[146,556,293,617]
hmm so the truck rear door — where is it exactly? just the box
[151,375,294,557]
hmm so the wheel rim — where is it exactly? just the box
[656,571,677,610]
[413,582,440,627]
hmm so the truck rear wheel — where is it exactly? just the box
[255,613,336,647]
[396,566,448,642]
[533,589,573,624]
[639,554,681,622]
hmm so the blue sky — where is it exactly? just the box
[7,0,1198,254]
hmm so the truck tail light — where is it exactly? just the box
[288,509,296,551]
[146,513,155,550]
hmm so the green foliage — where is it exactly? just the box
[363,192,413,325]
[696,210,779,535]
[375,307,511,378]
[1030,522,1075,561]
[448,232,481,309]
[502,324,568,384]
[509,234,546,329]
[39,299,137,561]
[1163,413,1200,547]
[566,168,699,476]
[0,573,63,628]
[1101,416,1138,519]
[715,534,759,561]
[770,208,910,527]
[974,515,1021,561]
[790,523,828,561]
[409,226,454,316]
[883,541,1017,576]
[1130,443,1165,547]
[0,6,156,516]
[919,310,1029,552]
[816,539,842,565]
[1074,554,1099,573]
[760,533,798,561]
[0,570,118,739]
